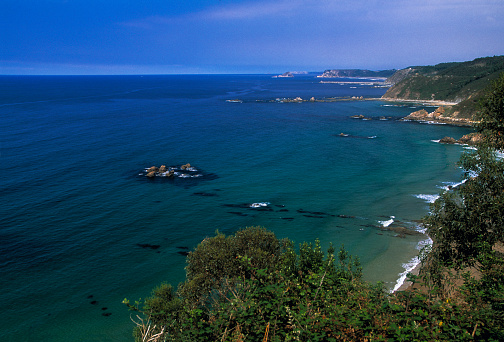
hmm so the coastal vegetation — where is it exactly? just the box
[383,55,504,120]
[124,73,504,341]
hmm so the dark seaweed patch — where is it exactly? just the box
[193,192,219,197]
[228,211,248,216]
[303,215,325,218]
[137,243,161,250]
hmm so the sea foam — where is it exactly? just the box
[378,216,395,227]
[414,194,439,203]
[391,234,432,293]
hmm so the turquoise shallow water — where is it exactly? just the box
[0,74,471,341]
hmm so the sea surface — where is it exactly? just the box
[0,74,472,341]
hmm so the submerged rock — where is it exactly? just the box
[137,243,161,250]
[381,226,424,238]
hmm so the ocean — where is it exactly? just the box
[0,74,472,341]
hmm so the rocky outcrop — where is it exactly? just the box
[402,106,474,126]
[143,164,194,178]
[382,226,424,238]
[439,133,483,146]
[458,133,483,145]
[146,166,159,178]
[439,136,458,144]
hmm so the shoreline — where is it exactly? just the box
[392,253,424,292]
[390,231,432,293]
[375,97,459,106]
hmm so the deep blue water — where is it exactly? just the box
[0,74,472,341]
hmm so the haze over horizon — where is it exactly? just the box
[1,0,504,75]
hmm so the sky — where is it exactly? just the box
[1,0,504,75]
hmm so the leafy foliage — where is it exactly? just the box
[125,227,504,341]
[426,73,504,270]
[425,147,504,268]
[476,73,504,149]
[178,226,289,304]
[383,55,504,104]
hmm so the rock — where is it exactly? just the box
[433,106,445,118]
[181,163,191,170]
[310,97,315,102]
[403,106,474,126]
[438,133,483,146]
[405,107,446,120]
[381,226,424,237]
[406,109,429,120]
[146,171,156,178]
[458,133,483,145]
[158,165,167,173]
[439,136,457,144]
[147,166,158,173]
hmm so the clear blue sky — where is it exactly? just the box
[1,0,503,75]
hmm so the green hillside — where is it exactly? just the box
[383,56,504,118]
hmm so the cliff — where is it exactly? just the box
[383,55,504,124]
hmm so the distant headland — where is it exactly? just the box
[268,56,504,126]
[317,69,397,78]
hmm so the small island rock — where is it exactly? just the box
[439,136,457,144]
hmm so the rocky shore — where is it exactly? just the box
[401,106,475,126]
[439,133,482,146]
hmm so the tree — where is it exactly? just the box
[178,226,289,304]
[426,147,504,268]
[476,72,504,150]
[425,72,504,270]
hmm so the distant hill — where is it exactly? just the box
[317,69,397,78]
[383,56,504,120]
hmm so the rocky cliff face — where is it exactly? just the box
[402,106,475,126]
